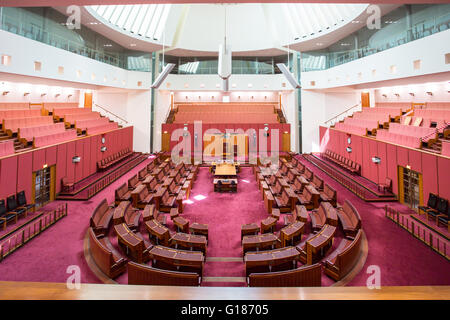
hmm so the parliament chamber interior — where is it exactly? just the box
[0,0,449,301]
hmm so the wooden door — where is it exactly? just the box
[361,92,370,108]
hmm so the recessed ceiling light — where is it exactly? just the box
[130,44,137,47]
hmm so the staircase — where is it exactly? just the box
[276,108,286,124]
[166,108,176,124]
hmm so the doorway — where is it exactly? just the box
[32,165,56,208]
[398,166,423,210]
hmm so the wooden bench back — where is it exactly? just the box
[248,263,321,287]
[88,228,116,276]
[91,198,109,227]
[336,229,362,276]
[128,262,199,286]
[115,183,128,199]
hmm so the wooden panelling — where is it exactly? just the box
[0,156,17,198]
[16,152,33,203]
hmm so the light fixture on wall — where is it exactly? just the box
[72,156,81,163]
[2,91,9,95]
[426,91,433,96]
[371,156,381,164]
[40,93,47,97]
[394,93,400,97]
[23,92,30,96]
[347,137,351,144]
[346,147,352,153]
[68,94,72,98]
[409,92,415,96]
[382,94,387,98]
[55,93,60,97]
[101,137,105,144]
[101,146,107,152]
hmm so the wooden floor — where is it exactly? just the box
[0,281,449,300]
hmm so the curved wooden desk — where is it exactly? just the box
[170,232,208,254]
[280,221,305,247]
[145,219,170,246]
[244,246,300,276]
[242,233,279,254]
[149,245,204,276]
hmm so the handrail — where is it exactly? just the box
[93,103,128,125]
[164,105,172,123]
[324,103,360,126]
[420,121,449,142]
[279,103,287,123]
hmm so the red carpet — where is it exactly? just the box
[0,156,449,287]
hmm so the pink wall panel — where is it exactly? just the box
[32,149,46,172]
[421,152,438,202]
[377,141,387,184]
[83,138,91,179]
[74,140,84,182]
[437,157,450,200]
[56,143,67,194]
[352,135,363,166]
[0,156,18,199]
[368,139,379,183]
[90,135,98,175]
[45,146,57,166]
[397,147,409,167]
[386,143,398,194]
[408,149,422,173]
[66,141,76,181]
[16,152,32,202]
[361,138,371,179]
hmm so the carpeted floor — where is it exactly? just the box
[0,156,449,287]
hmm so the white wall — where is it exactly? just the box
[162,74,295,91]
[0,30,151,90]
[301,29,450,90]
[375,81,450,103]
[301,89,360,153]
[93,89,152,153]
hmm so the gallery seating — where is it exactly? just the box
[323,229,363,281]
[86,123,119,136]
[115,183,132,205]
[112,201,140,231]
[248,263,322,287]
[319,183,337,207]
[437,206,450,231]
[33,130,77,148]
[88,227,127,279]
[64,112,101,127]
[336,200,362,239]
[127,262,200,286]
[3,116,54,136]
[0,109,41,125]
[18,122,66,144]
[90,198,115,236]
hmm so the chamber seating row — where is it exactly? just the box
[0,191,35,230]
[128,261,200,286]
[334,122,367,136]
[248,263,322,287]
[323,150,361,175]
[376,130,423,149]
[33,130,78,148]
[97,147,132,171]
[52,107,93,121]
